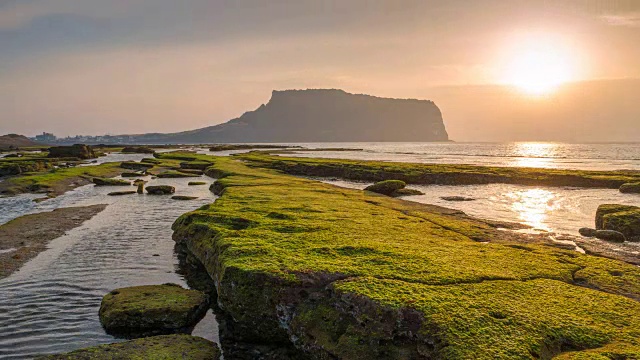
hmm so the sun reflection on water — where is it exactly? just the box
[511,142,560,168]
[505,188,560,230]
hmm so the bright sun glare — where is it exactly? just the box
[502,34,576,95]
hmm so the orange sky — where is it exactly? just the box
[1,1,639,141]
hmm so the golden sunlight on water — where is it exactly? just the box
[511,142,560,168]
[505,188,560,230]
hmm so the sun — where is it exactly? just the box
[500,34,576,95]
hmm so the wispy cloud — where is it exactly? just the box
[601,12,640,27]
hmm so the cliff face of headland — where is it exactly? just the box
[137,89,449,143]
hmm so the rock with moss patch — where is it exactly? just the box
[38,334,220,359]
[188,181,207,186]
[364,180,406,196]
[595,230,626,243]
[619,182,640,193]
[99,284,209,337]
[93,177,131,186]
[441,196,475,202]
[391,188,424,197]
[121,172,143,177]
[595,204,640,241]
[108,191,136,196]
[121,146,155,154]
[172,196,198,201]
[178,169,205,176]
[146,185,175,195]
[579,227,597,237]
[180,161,213,170]
[48,144,96,160]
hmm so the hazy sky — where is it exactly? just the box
[1,0,639,141]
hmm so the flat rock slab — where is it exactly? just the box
[93,177,131,186]
[172,196,199,201]
[99,283,208,337]
[38,334,220,359]
[108,191,137,196]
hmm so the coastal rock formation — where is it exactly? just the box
[108,191,136,196]
[129,89,449,143]
[595,230,626,242]
[39,334,220,359]
[595,204,640,241]
[441,196,476,201]
[364,180,424,197]
[578,227,597,237]
[181,161,213,170]
[120,161,154,171]
[171,155,640,359]
[121,146,155,154]
[99,284,209,337]
[146,185,175,195]
[188,182,207,186]
[48,144,96,159]
[157,170,200,178]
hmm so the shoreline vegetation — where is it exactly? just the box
[169,153,640,359]
[0,204,107,279]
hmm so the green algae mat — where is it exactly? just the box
[170,155,640,359]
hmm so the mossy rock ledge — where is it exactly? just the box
[595,204,640,241]
[619,182,640,193]
[99,284,209,337]
[157,170,200,178]
[146,185,175,195]
[120,161,154,171]
[37,334,220,360]
[170,155,640,360]
[92,177,131,186]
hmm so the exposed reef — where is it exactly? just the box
[171,155,640,359]
[238,153,640,189]
[48,144,96,160]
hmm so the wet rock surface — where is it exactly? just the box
[595,204,640,241]
[108,191,137,196]
[99,284,209,337]
[48,145,96,160]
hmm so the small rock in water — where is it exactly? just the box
[619,182,640,194]
[594,230,626,243]
[441,196,476,202]
[146,185,175,195]
[152,254,160,257]
[578,227,597,237]
[172,195,198,201]
[108,191,136,196]
[99,283,209,337]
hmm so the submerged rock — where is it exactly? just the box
[595,204,640,241]
[594,230,626,243]
[108,191,136,196]
[38,334,220,359]
[619,182,640,193]
[99,284,209,337]
[172,196,198,201]
[364,180,406,196]
[92,177,131,186]
[579,227,597,237]
[441,196,476,202]
[136,182,144,194]
[146,185,175,195]
[48,144,96,160]
[392,188,424,196]
[121,172,143,177]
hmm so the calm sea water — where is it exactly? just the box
[277,142,640,171]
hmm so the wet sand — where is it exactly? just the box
[0,204,107,278]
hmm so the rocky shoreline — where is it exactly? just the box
[170,154,640,359]
[0,204,107,279]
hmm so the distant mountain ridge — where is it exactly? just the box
[131,89,449,144]
[0,134,44,149]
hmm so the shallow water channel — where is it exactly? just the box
[0,176,218,359]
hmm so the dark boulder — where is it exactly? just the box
[146,185,175,195]
[121,146,155,154]
[392,188,424,196]
[48,144,96,159]
[188,181,207,186]
[594,230,626,243]
[98,284,209,337]
[578,227,597,237]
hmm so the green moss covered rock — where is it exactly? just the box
[364,180,406,195]
[38,334,220,359]
[99,284,209,337]
[619,182,640,193]
[157,170,200,178]
[121,146,155,154]
[595,204,640,241]
[170,155,640,359]
[120,161,154,171]
[188,181,207,186]
[172,196,198,201]
[180,161,213,170]
[146,185,175,195]
[92,177,131,186]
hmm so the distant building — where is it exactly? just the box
[35,132,57,142]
